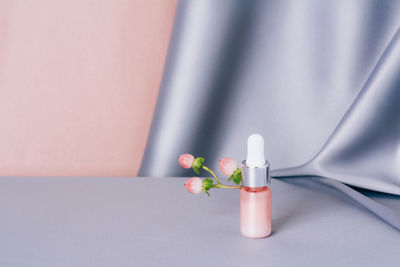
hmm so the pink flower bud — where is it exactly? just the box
[219,158,238,176]
[184,177,203,194]
[178,154,195,169]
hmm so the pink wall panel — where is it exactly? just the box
[0,0,177,176]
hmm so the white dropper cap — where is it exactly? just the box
[246,133,266,167]
[242,133,270,187]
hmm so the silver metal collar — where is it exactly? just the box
[241,160,270,188]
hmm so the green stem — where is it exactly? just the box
[213,184,242,189]
[202,165,221,184]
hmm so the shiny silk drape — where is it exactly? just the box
[139,0,400,230]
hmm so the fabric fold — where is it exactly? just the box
[273,27,400,195]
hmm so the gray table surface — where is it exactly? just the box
[0,177,399,267]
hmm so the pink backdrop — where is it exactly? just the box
[0,0,177,176]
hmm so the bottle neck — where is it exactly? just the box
[242,186,268,192]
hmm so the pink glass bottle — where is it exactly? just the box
[240,186,271,238]
[240,134,271,238]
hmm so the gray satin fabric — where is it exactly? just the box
[140,0,400,229]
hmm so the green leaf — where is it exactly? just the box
[231,169,242,185]
[201,178,214,197]
[202,178,214,190]
[192,157,205,175]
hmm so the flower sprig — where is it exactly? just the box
[178,154,243,196]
